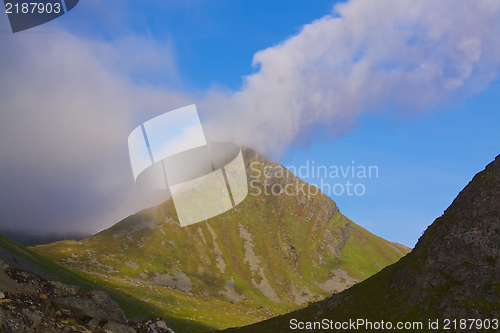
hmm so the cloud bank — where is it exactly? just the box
[0,0,499,233]
[0,31,190,233]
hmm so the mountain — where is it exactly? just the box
[223,154,500,332]
[32,146,410,332]
[0,233,175,333]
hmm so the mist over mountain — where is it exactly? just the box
[225,153,500,332]
[32,146,409,332]
[0,229,91,247]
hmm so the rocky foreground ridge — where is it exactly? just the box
[223,154,500,332]
[0,258,174,333]
[0,233,176,333]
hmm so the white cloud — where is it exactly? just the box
[201,0,500,155]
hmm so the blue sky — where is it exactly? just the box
[59,0,339,90]
[283,80,500,247]
[0,0,499,247]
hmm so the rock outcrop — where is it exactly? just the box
[0,259,174,333]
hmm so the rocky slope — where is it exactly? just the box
[223,154,500,332]
[33,146,410,331]
[0,235,175,333]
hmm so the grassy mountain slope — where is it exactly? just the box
[0,233,213,332]
[221,154,500,332]
[33,146,409,331]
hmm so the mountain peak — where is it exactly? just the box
[33,146,410,331]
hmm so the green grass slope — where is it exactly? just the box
[32,146,410,331]
[0,233,214,332]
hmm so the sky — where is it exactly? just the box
[0,0,499,247]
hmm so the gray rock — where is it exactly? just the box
[133,318,176,333]
[48,280,79,297]
[104,321,136,333]
[52,290,127,324]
